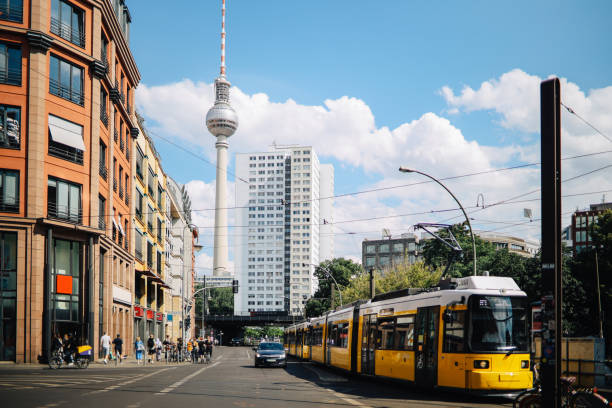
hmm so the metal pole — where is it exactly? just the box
[398,167,477,276]
[369,268,375,299]
[540,77,562,408]
[595,250,603,338]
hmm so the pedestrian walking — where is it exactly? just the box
[100,331,111,364]
[147,334,155,363]
[191,338,198,363]
[162,335,171,362]
[112,334,123,364]
[155,337,162,362]
[134,336,145,365]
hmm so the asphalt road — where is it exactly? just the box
[0,346,512,408]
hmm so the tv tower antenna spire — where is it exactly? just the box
[206,0,238,276]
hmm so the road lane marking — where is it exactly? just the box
[84,367,175,395]
[155,361,220,395]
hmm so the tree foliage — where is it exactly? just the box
[304,258,362,317]
[194,286,233,316]
[341,261,443,304]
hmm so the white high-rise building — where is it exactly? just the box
[234,147,334,316]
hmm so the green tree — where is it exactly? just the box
[341,261,443,304]
[304,258,362,317]
[262,326,284,339]
[194,285,234,317]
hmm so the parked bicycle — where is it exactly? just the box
[514,364,610,407]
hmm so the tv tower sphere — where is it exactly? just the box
[206,76,238,137]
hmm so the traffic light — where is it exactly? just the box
[232,279,239,294]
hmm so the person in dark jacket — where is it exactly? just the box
[112,334,123,363]
[147,334,155,363]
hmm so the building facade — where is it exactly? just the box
[478,232,539,257]
[362,233,421,272]
[234,147,333,316]
[165,175,196,341]
[0,0,139,362]
[571,202,612,253]
[131,115,169,342]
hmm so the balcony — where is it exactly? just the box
[113,177,117,192]
[119,186,124,199]
[49,78,84,106]
[49,141,83,164]
[50,17,85,48]
[99,163,108,180]
[100,110,109,127]
[114,129,118,143]
[0,67,21,86]
[0,3,23,23]
[48,202,82,224]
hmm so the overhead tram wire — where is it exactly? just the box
[561,102,612,145]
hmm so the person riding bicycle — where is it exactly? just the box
[205,338,213,360]
[163,335,171,361]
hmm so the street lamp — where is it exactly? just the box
[303,263,343,307]
[398,167,477,276]
[182,223,199,342]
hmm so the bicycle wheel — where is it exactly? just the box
[514,388,539,408]
[75,357,90,369]
[571,391,609,408]
[48,356,62,369]
[519,394,543,408]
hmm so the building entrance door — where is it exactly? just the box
[0,232,17,361]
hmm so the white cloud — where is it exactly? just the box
[138,70,612,262]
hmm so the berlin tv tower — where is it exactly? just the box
[206,0,238,276]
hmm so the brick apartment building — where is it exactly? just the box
[0,0,139,362]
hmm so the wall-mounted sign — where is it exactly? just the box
[378,308,394,316]
[146,310,154,320]
[134,306,144,317]
[167,314,173,322]
[156,312,163,322]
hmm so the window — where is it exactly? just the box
[443,310,465,353]
[0,105,20,149]
[49,55,84,105]
[147,205,153,233]
[51,239,81,322]
[0,169,18,212]
[135,148,144,179]
[148,167,155,198]
[48,115,84,164]
[379,256,390,266]
[365,257,375,267]
[376,318,395,350]
[50,0,85,47]
[0,0,23,22]
[328,322,349,348]
[393,243,404,252]
[396,315,415,350]
[157,184,162,209]
[0,42,21,86]
[98,195,105,229]
[157,218,162,240]
[156,251,162,275]
[99,141,107,179]
[379,244,389,253]
[134,229,143,260]
[135,189,143,219]
[47,177,81,223]
[101,33,108,63]
[100,87,108,126]
[146,241,153,268]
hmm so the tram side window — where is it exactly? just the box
[312,327,323,345]
[329,323,349,348]
[443,310,466,353]
[376,318,395,350]
[396,315,415,350]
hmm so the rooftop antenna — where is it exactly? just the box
[220,0,226,77]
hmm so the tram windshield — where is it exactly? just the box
[468,295,528,353]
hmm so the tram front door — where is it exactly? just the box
[360,314,376,375]
[415,306,439,388]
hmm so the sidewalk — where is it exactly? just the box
[0,357,193,369]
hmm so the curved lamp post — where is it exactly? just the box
[303,263,343,307]
[398,167,477,276]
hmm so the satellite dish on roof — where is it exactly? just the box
[382,228,391,239]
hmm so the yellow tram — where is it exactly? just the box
[284,276,532,395]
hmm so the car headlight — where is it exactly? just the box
[256,353,261,358]
[279,353,286,358]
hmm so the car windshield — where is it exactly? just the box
[468,295,528,353]
[258,343,284,351]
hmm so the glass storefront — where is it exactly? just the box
[50,238,84,343]
[0,232,17,361]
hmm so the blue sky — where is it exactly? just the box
[130,1,612,269]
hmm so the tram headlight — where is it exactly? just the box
[473,360,489,369]
[521,360,529,369]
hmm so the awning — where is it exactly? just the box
[48,114,86,151]
[116,217,125,235]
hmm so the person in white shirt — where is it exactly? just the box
[100,332,111,364]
